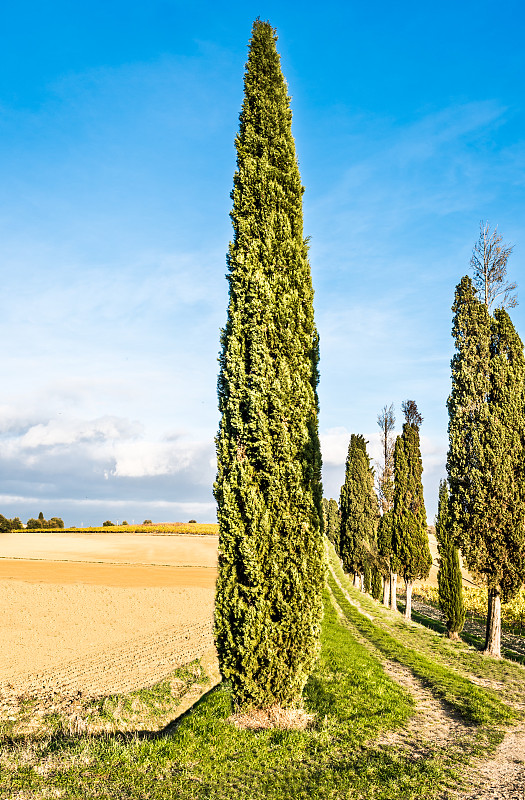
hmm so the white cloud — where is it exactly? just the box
[18,415,141,449]
[112,436,212,479]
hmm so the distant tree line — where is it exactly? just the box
[0,511,64,531]
[0,514,23,531]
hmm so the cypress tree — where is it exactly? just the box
[322,498,329,537]
[322,497,340,550]
[339,434,379,589]
[214,20,324,710]
[436,479,465,639]
[377,509,395,606]
[326,498,340,553]
[370,565,383,600]
[376,404,396,607]
[448,277,525,656]
[393,403,432,619]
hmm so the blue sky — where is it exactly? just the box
[0,0,524,525]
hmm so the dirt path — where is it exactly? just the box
[327,573,473,753]
[329,566,525,799]
[460,725,525,800]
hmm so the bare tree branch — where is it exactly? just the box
[470,221,517,310]
[376,403,395,514]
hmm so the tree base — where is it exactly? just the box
[482,648,502,660]
[228,704,314,730]
[447,630,460,641]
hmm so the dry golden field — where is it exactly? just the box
[0,532,218,701]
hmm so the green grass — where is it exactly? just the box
[327,543,525,713]
[1,593,463,800]
[328,572,514,727]
[406,606,525,667]
[2,557,523,799]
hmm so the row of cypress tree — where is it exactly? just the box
[213,19,523,714]
[447,270,525,657]
[333,401,432,620]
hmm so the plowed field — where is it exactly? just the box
[0,532,218,700]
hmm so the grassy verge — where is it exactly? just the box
[406,607,525,667]
[327,542,525,712]
[1,594,463,800]
[328,572,514,727]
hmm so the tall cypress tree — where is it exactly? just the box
[376,404,396,607]
[436,479,465,639]
[325,498,340,553]
[214,20,324,710]
[448,276,525,656]
[339,434,379,589]
[377,509,395,606]
[393,402,432,619]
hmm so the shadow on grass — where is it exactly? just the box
[0,684,227,754]
[400,605,525,667]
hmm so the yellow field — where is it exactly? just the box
[39,522,219,535]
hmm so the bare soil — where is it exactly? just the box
[0,533,218,702]
[0,531,218,567]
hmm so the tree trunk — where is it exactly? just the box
[404,580,412,620]
[353,573,359,588]
[447,630,460,640]
[359,574,365,592]
[382,575,390,608]
[389,572,397,612]
[484,586,502,658]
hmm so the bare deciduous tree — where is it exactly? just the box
[376,404,396,514]
[377,403,396,609]
[470,221,517,310]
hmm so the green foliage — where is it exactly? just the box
[102,520,114,527]
[322,497,340,551]
[393,421,431,583]
[0,514,23,531]
[339,434,379,580]
[377,509,396,575]
[447,277,525,604]
[214,20,324,710]
[26,514,65,529]
[436,480,465,636]
[371,565,383,600]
